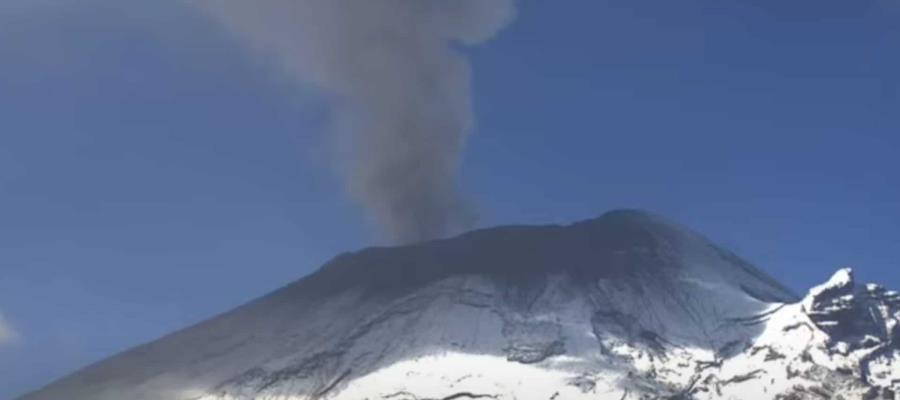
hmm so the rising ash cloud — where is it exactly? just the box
[190,0,517,243]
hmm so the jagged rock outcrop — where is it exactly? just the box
[798,268,900,392]
[803,268,900,350]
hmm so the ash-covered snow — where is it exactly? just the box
[21,210,899,400]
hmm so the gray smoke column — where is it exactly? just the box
[190,0,516,243]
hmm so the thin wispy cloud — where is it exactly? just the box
[0,312,18,346]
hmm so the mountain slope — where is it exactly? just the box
[22,210,898,400]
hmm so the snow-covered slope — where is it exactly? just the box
[22,210,898,400]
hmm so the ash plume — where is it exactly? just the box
[190,0,516,243]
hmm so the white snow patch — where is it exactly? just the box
[336,352,627,400]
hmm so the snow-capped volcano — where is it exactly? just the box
[22,210,899,400]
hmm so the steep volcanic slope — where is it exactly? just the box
[22,210,898,400]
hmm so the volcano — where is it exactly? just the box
[22,210,900,399]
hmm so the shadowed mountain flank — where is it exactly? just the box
[287,209,797,301]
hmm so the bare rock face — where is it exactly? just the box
[800,268,900,386]
[803,268,900,350]
[21,210,900,400]
[759,268,900,400]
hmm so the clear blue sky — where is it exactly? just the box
[1,0,898,397]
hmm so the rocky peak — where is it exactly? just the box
[802,268,855,312]
[803,268,899,355]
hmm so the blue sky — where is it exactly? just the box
[1,0,898,397]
